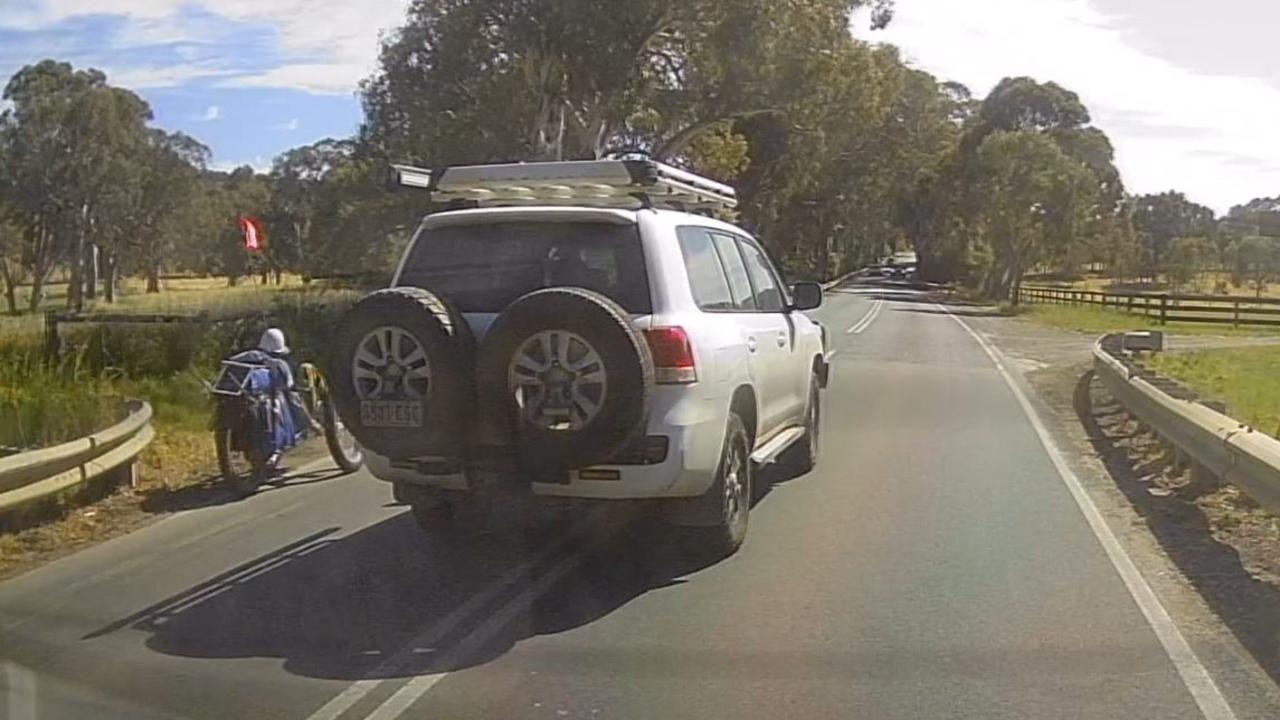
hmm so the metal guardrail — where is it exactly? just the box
[0,400,155,515]
[1092,334,1280,512]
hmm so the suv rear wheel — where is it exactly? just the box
[476,287,654,470]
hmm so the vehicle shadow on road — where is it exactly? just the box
[1074,370,1280,682]
[81,497,748,682]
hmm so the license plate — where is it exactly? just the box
[360,400,423,428]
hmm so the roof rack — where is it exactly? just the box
[390,159,737,211]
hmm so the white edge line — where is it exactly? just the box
[5,662,37,720]
[937,303,1237,720]
[362,547,588,720]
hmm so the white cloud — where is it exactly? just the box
[210,155,269,173]
[275,117,299,131]
[194,104,220,122]
[223,62,363,96]
[1,1,409,94]
[103,63,235,89]
[858,0,1280,212]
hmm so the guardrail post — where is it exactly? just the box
[1159,296,1168,325]
[1233,300,1240,328]
[1190,461,1222,493]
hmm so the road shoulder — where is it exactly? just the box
[963,311,1280,719]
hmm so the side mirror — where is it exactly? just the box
[791,282,823,311]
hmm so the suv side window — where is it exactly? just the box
[709,232,757,311]
[677,227,735,311]
[736,238,786,312]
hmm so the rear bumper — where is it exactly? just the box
[365,394,727,500]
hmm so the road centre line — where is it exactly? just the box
[937,304,1237,720]
[845,299,884,335]
[361,546,589,720]
[302,509,605,720]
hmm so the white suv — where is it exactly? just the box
[331,160,828,553]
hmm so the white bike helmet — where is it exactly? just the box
[258,327,290,355]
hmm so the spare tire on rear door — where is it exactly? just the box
[476,287,654,471]
[331,287,475,460]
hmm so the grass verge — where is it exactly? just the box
[1148,347,1280,439]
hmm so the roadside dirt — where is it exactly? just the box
[0,439,334,582]
[965,307,1280,711]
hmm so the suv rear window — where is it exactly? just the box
[397,221,652,313]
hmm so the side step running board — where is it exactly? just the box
[750,427,806,466]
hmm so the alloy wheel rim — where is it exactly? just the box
[507,330,607,431]
[353,327,431,400]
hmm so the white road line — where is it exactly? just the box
[362,547,588,720]
[4,662,36,720]
[845,299,884,335]
[302,513,600,720]
[938,304,1238,720]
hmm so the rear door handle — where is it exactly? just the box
[776,331,788,347]
[746,336,758,353]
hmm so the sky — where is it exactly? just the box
[857,0,1280,213]
[0,0,1275,213]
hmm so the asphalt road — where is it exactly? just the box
[0,284,1254,719]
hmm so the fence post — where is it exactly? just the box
[1127,296,1133,315]
[1159,296,1168,325]
[1233,300,1240,329]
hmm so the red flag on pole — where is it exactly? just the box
[239,217,265,253]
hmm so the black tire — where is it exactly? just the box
[330,287,475,460]
[692,412,753,556]
[214,426,267,496]
[321,396,365,473]
[782,376,821,475]
[476,287,654,470]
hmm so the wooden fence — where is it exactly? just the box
[1019,285,1280,328]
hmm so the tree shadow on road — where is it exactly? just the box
[891,306,1008,319]
[1074,370,1280,682]
[80,493,767,683]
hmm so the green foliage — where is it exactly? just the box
[1129,192,1216,280]
[1232,236,1280,297]
[1162,236,1215,291]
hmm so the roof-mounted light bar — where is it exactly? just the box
[389,159,737,211]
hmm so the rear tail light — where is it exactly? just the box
[644,327,698,384]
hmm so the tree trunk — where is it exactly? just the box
[102,251,117,303]
[28,274,44,312]
[84,243,99,301]
[0,263,17,315]
[68,204,89,311]
[146,262,162,293]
